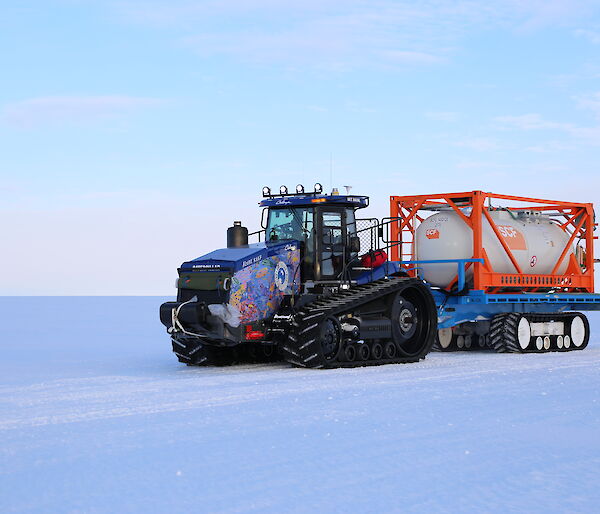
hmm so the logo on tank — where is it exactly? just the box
[497,225,527,251]
[274,261,289,291]
[425,229,440,239]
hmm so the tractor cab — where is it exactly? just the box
[260,184,369,283]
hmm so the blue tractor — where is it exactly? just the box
[159,184,438,368]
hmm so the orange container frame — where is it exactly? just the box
[389,191,596,294]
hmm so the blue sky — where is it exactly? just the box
[1,1,600,294]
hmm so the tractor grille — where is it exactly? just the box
[178,288,229,303]
[177,270,232,303]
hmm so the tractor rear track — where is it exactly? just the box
[279,277,437,369]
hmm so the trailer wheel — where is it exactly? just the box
[435,328,454,351]
[534,336,543,351]
[517,317,531,351]
[464,335,472,349]
[569,314,590,349]
[571,316,586,348]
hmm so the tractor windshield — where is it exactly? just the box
[266,207,314,243]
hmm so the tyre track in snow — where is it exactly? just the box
[1,349,599,430]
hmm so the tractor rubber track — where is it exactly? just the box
[171,336,234,366]
[280,277,435,369]
[490,312,590,353]
[171,336,279,366]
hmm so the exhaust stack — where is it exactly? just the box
[227,221,248,248]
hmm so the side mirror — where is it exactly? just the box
[350,236,361,253]
[261,208,268,229]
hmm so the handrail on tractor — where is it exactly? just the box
[401,258,485,291]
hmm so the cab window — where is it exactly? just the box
[322,212,343,244]
[266,207,314,242]
[346,208,356,237]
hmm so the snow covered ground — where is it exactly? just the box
[1,297,599,513]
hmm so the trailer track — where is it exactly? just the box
[490,312,590,353]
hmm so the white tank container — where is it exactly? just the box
[414,210,575,288]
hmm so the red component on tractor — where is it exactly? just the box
[361,250,388,268]
[245,325,265,341]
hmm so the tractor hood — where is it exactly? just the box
[180,241,299,273]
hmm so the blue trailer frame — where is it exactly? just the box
[398,258,600,329]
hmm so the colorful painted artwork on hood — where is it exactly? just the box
[229,245,301,323]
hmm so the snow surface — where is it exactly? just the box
[1,297,600,513]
